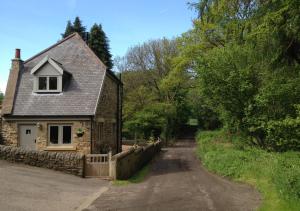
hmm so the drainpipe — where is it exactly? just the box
[90,116,93,154]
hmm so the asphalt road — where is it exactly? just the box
[0,160,109,211]
[86,140,261,211]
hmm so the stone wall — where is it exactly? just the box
[1,119,91,154]
[109,141,162,180]
[93,75,120,154]
[1,121,18,147]
[0,145,84,177]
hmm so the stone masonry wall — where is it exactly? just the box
[93,75,119,154]
[0,145,84,176]
[1,119,91,154]
[109,141,162,180]
[0,110,2,145]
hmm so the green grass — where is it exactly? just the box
[113,165,150,186]
[197,130,300,211]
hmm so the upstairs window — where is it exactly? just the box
[37,76,58,92]
[49,77,58,90]
[31,56,69,93]
[38,77,47,90]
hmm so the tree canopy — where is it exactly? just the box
[62,17,86,38]
[89,24,113,70]
[0,91,4,105]
[61,17,113,70]
[119,0,300,151]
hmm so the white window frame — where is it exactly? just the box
[37,76,60,93]
[48,124,73,146]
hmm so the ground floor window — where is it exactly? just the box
[48,125,72,145]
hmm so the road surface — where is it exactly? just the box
[86,140,261,211]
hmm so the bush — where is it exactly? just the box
[266,113,300,151]
[197,130,300,210]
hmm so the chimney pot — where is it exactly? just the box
[15,49,21,59]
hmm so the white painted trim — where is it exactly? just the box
[48,59,64,74]
[30,56,63,75]
[35,75,62,93]
[30,56,49,74]
[48,124,73,146]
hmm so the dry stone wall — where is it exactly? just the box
[0,145,84,177]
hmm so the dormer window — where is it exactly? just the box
[38,77,47,90]
[31,56,71,93]
[37,76,58,91]
[49,77,58,90]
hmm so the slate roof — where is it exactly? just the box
[12,33,107,116]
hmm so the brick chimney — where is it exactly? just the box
[1,49,23,115]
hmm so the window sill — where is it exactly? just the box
[45,146,77,151]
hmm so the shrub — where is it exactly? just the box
[197,130,300,210]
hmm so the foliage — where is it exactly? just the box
[61,17,86,38]
[61,17,113,70]
[89,24,113,70]
[178,0,300,151]
[61,21,73,38]
[72,17,86,38]
[0,91,3,104]
[117,39,193,141]
[264,105,300,151]
[197,130,300,210]
[113,165,150,186]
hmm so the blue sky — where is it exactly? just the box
[0,0,196,93]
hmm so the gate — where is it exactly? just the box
[85,153,111,178]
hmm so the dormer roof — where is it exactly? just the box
[30,56,64,75]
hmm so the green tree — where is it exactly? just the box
[72,16,86,38]
[61,20,74,38]
[0,91,4,105]
[117,38,193,142]
[61,17,86,38]
[88,24,113,70]
[179,0,300,150]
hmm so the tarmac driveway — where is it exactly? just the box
[86,140,261,211]
[0,160,109,211]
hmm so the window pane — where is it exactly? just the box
[49,77,57,90]
[50,126,59,144]
[39,77,47,90]
[63,126,72,144]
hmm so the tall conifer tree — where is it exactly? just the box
[72,17,86,38]
[88,24,113,70]
[61,20,73,38]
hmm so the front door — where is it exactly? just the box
[19,125,37,150]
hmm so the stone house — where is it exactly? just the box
[1,33,122,155]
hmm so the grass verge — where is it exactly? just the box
[197,130,300,211]
[113,165,150,186]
